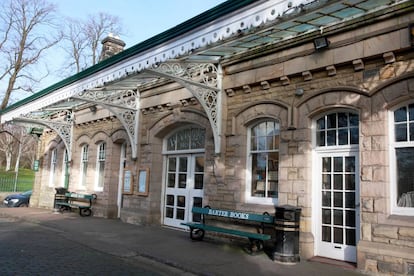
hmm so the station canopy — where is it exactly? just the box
[0,0,403,158]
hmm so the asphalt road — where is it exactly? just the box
[0,217,191,276]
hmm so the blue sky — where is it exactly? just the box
[1,1,227,103]
[53,0,227,50]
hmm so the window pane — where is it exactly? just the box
[334,157,343,172]
[322,192,331,207]
[322,157,331,172]
[193,197,203,222]
[167,173,175,188]
[327,130,336,146]
[251,136,257,151]
[345,210,355,227]
[317,131,325,146]
[345,192,355,208]
[346,229,356,246]
[322,174,331,189]
[166,195,174,206]
[258,136,266,150]
[334,227,343,244]
[338,113,348,128]
[176,209,185,220]
[394,106,407,122]
[178,174,187,188]
[334,192,343,207]
[395,124,407,142]
[327,114,337,128]
[345,157,355,172]
[349,113,358,127]
[317,117,325,130]
[190,128,205,149]
[168,158,176,171]
[194,174,204,189]
[179,157,187,172]
[345,174,355,190]
[350,128,359,144]
[338,129,348,145]
[334,174,343,190]
[410,123,414,141]
[195,157,204,172]
[177,196,185,207]
[322,226,331,242]
[177,129,190,150]
[409,104,414,121]
[396,148,414,207]
[334,210,343,225]
[322,209,331,224]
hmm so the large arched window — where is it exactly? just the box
[391,103,414,215]
[247,120,280,204]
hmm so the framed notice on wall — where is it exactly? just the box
[122,169,133,194]
[137,168,149,196]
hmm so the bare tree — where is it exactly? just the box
[62,12,122,74]
[0,125,37,171]
[60,18,89,74]
[0,0,61,110]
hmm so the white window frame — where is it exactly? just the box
[95,142,106,191]
[389,104,414,216]
[48,148,57,187]
[245,120,280,205]
[79,145,88,190]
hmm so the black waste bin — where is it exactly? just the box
[272,205,301,264]
[54,187,68,209]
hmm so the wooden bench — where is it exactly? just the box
[181,206,274,253]
[55,192,97,217]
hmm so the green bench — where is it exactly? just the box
[181,206,275,253]
[56,192,97,217]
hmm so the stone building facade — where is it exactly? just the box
[2,0,414,274]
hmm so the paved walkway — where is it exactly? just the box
[0,207,363,276]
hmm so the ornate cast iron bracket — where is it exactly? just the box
[72,89,140,159]
[146,62,222,153]
[13,110,74,161]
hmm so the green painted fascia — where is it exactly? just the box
[1,0,258,114]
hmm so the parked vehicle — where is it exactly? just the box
[3,190,32,207]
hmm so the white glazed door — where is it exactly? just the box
[316,152,360,262]
[164,154,204,228]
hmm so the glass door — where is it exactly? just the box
[164,154,204,228]
[317,153,359,262]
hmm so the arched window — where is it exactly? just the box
[247,120,280,204]
[79,145,88,189]
[95,142,106,191]
[391,103,414,215]
[166,126,205,152]
[316,112,359,147]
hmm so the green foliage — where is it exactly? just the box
[0,168,34,192]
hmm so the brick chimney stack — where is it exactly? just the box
[100,33,126,61]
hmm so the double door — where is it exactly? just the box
[164,154,204,228]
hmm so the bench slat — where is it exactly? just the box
[181,222,271,240]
